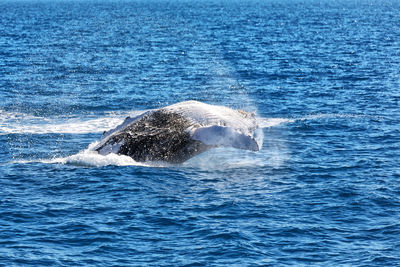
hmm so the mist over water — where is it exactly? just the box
[1,0,400,266]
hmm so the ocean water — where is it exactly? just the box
[1,0,400,265]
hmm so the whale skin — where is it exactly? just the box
[93,101,262,163]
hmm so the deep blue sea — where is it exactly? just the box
[1,0,400,265]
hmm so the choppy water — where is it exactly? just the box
[1,0,400,265]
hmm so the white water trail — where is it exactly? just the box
[257,113,368,129]
[257,117,294,128]
[3,107,364,168]
[0,110,145,135]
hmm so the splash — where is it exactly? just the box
[58,150,145,167]
[12,143,148,167]
[182,147,274,170]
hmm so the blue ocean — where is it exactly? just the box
[1,0,400,265]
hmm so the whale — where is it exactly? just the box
[93,101,263,163]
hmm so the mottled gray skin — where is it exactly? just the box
[95,110,212,163]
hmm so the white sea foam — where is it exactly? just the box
[12,153,144,167]
[60,150,143,167]
[257,117,294,128]
[256,113,368,128]
[12,143,147,167]
[0,110,145,135]
[296,113,368,121]
[50,141,147,167]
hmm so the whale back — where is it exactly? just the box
[162,101,258,135]
[94,101,262,163]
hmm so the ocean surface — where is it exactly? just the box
[1,0,400,265]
